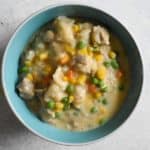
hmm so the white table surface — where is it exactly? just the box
[0,0,150,149]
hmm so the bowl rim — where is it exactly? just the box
[1,2,143,146]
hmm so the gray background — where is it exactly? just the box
[0,0,150,150]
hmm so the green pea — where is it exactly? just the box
[103,61,111,67]
[63,103,70,111]
[66,84,75,94]
[111,59,119,69]
[97,80,105,88]
[19,66,29,73]
[101,86,108,92]
[91,77,99,85]
[55,112,62,119]
[99,118,107,125]
[73,111,79,116]
[92,46,99,52]
[61,97,69,103]
[118,84,125,91]
[47,100,55,109]
[76,41,86,49]
[90,106,98,113]
[101,98,108,105]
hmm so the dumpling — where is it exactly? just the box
[17,77,34,99]
[44,83,67,102]
[91,25,110,45]
[54,16,76,47]
[72,55,98,74]
[77,23,92,44]
[53,66,68,90]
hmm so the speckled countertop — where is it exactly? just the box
[0,0,150,150]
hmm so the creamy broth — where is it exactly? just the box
[17,16,129,131]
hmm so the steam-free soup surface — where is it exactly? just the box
[17,16,129,131]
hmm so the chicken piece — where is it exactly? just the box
[25,50,35,61]
[51,42,68,61]
[73,85,86,108]
[53,66,68,90]
[77,23,92,44]
[54,16,76,47]
[17,77,34,99]
[44,83,67,102]
[43,30,54,43]
[72,55,97,74]
[91,26,110,45]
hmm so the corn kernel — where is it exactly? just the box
[70,78,76,84]
[94,54,104,61]
[78,48,88,55]
[95,92,102,99]
[97,66,107,80]
[73,24,80,33]
[109,51,116,59]
[39,52,48,60]
[45,65,51,73]
[62,76,68,81]
[77,74,87,85]
[100,106,107,114]
[69,95,74,103]
[55,102,64,111]
[60,54,70,64]
[25,61,32,67]
[26,73,33,81]
[64,44,75,55]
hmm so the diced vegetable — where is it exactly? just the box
[90,106,98,113]
[77,74,87,85]
[55,112,62,118]
[109,51,116,59]
[111,59,119,69]
[69,95,74,103]
[73,111,79,116]
[62,76,68,81]
[64,44,75,55]
[63,103,70,110]
[72,24,80,33]
[55,102,64,111]
[39,52,48,60]
[96,66,107,80]
[91,77,99,85]
[61,97,70,110]
[103,61,111,67]
[88,84,97,93]
[26,73,33,81]
[118,84,125,91]
[101,98,108,105]
[99,118,106,125]
[61,97,69,103]
[25,60,32,67]
[78,48,88,56]
[66,70,74,80]
[95,92,102,99]
[66,84,75,94]
[76,41,86,49]
[101,85,108,92]
[116,70,123,78]
[47,100,56,109]
[19,66,29,73]
[59,54,70,64]
[94,54,104,61]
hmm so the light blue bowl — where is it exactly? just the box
[1,4,143,145]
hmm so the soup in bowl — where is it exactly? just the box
[17,16,130,131]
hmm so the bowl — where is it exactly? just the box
[1,4,143,145]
